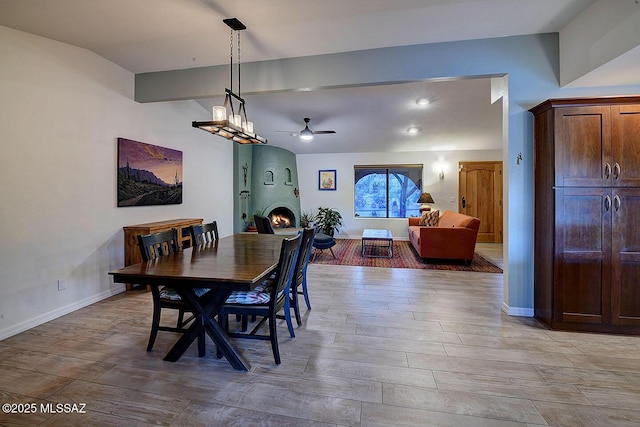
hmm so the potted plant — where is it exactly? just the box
[315,207,343,237]
[246,217,257,232]
[299,210,315,228]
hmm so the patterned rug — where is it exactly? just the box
[310,239,503,273]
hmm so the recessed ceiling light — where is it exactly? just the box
[407,127,420,134]
[416,98,430,106]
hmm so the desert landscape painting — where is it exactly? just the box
[117,138,183,207]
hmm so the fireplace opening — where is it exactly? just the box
[268,207,295,229]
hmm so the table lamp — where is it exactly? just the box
[417,192,435,212]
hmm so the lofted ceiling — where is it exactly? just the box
[5,0,636,154]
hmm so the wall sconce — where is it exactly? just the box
[439,170,445,180]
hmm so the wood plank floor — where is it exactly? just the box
[1,243,640,426]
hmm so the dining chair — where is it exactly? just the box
[189,221,219,245]
[137,228,209,353]
[254,215,275,234]
[289,227,316,326]
[218,233,301,365]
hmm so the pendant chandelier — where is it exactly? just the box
[192,18,266,144]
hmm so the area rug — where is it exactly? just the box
[310,239,502,273]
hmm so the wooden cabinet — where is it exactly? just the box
[531,97,640,334]
[122,218,202,290]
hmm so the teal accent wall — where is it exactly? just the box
[233,144,301,232]
[233,144,254,233]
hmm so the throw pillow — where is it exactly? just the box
[418,211,430,226]
[426,209,440,226]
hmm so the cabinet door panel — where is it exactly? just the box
[612,188,640,326]
[555,106,611,187]
[612,105,640,187]
[555,188,611,324]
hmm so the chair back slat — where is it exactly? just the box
[295,227,316,282]
[271,234,302,301]
[190,221,219,245]
[137,228,180,261]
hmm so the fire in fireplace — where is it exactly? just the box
[268,207,296,229]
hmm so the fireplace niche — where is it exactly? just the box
[234,144,301,233]
[268,207,296,229]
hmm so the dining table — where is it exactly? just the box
[109,233,287,371]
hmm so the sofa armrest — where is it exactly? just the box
[408,217,421,226]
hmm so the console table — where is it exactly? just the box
[122,218,202,290]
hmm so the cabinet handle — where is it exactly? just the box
[614,195,621,211]
[614,162,620,180]
[604,195,611,211]
[604,163,611,179]
[461,196,467,209]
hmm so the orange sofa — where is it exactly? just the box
[408,210,480,264]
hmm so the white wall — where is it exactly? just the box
[0,26,233,339]
[297,149,502,239]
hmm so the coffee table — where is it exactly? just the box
[361,228,394,258]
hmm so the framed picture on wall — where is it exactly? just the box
[318,169,337,191]
[117,137,183,207]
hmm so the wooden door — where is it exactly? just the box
[555,187,611,326]
[611,104,640,187]
[554,106,611,187]
[458,161,503,243]
[611,187,640,326]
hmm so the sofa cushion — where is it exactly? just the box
[418,211,429,226]
[425,210,440,226]
[438,210,474,228]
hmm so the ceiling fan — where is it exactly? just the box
[279,118,336,141]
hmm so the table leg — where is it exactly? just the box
[165,288,252,371]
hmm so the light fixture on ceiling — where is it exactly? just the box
[407,126,420,134]
[416,97,430,106]
[192,18,266,144]
[299,121,314,141]
[278,117,336,141]
[417,192,435,212]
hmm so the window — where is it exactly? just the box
[354,165,422,218]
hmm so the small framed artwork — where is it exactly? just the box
[318,169,337,191]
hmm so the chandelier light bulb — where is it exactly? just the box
[212,106,226,122]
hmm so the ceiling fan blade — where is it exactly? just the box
[313,130,336,134]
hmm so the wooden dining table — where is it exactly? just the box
[109,233,287,371]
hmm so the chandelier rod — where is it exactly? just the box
[229,27,233,97]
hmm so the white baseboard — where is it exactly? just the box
[0,285,126,341]
[502,302,534,317]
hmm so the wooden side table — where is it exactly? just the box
[122,218,202,290]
